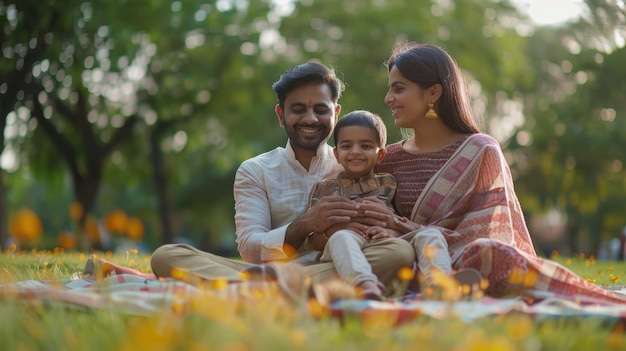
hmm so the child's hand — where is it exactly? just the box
[366,226,397,241]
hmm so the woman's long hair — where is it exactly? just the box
[385,42,482,134]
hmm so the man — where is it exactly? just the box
[150,62,415,297]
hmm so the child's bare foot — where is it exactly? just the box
[358,280,384,301]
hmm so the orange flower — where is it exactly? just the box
[104,210,129,233]
[69,201,83,221]
[171,267,191,282]
[84,216,101,243]
[397,266,415,281]
[508,267,524,285]
[522,269,538,288]
[58,230,78,250]
[125,217,145,240]
[9,208,43,245]
[422,244,438,260]
[550,250,559,259]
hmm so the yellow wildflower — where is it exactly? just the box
[397,266,415,281]
[422,244,438,260]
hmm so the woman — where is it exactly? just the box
[362,41,625,304]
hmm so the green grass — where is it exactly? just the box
[1,250,626,351]
[550,253,626,286]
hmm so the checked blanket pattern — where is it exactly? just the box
[2,272,626,328]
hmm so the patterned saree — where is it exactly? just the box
[411,134,625,304]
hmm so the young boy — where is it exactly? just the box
[304,110,479,300]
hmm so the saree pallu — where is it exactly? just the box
[410,133,625,304]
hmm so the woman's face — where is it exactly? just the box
[384,65,429,129]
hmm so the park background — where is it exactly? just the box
[1,0,625,259]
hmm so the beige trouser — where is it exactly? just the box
[150,238,415,296]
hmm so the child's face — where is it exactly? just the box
[333,125,385,178]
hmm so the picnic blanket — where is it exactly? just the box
[2,272,626,326]
[0,274,198,315]
[333,290,626,325]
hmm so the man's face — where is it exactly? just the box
[276,81,340,152]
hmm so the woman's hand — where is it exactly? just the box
[355,197,422,234]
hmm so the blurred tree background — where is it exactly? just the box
[1,0,625,258]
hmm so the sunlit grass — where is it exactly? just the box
[549,251,626,286]
[1,249,626,351]
[0,248,152,283]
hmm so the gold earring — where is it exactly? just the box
[425,103,438,119]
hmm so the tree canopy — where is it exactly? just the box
[1,0,625,256]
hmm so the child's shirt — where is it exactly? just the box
[308,172,397,213]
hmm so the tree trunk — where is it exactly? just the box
[566,198,581,255]
[589,212,604,257]
[149,129,173,244]
[69,170,102,250]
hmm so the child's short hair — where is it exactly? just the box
[333,110,387,147]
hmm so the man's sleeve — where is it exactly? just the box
[234,161,289,263]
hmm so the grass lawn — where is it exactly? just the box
[1,249,626,351]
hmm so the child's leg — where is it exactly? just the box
[407,228,482,298]
[319,229,383,299]
[408,227,452,280]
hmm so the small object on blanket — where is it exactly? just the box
[82,256,95,278]
[244,262,309,302]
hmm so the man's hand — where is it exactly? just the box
[352,197,395,228]
[286,196,359,245]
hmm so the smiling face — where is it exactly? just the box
[384,65,432,129]
[276,81,340,154]
[333,125,386,179]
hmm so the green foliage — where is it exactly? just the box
[1,0,625,254]
[510,25,626,253]
[277,0,533,142]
